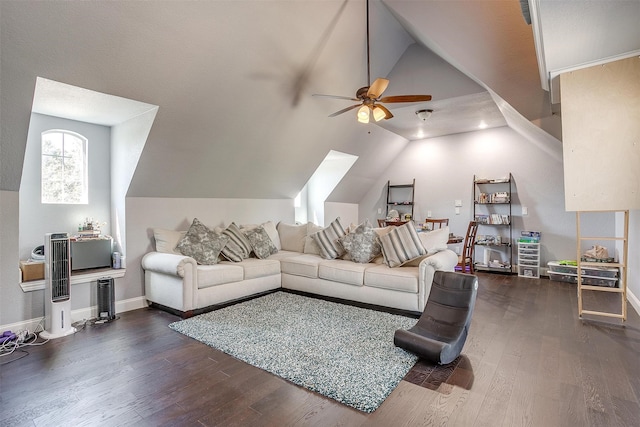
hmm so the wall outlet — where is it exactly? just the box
[522,206,528,215]
[455,207,460,215]
[427,210,432,218]
[377,208,382,214]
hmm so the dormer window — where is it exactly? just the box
[41,130,88,204]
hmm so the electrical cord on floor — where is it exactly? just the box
[0,318,49,364]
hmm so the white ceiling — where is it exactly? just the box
[2,0,639,201]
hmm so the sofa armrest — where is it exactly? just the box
[417,249,459,310]
[419,249,458,272]
[142,252,198,312]
[141,252,196,278]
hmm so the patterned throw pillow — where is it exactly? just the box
[176,218,229,265]
[310,217,347,260]
[340,219,381,263]
[221,222,253,262]
[378,221,427,267]
[243,225,278,259]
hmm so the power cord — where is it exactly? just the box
[0,318,50,364]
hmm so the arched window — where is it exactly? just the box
[41,130,88,204]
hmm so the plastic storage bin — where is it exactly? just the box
[547,261,618,287]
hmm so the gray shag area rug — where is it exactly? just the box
[169,292,418,413]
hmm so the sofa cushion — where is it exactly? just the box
[277,222,307,252]
[303,223,323,255]
[221,222,252,262]
[318,259,373,286]
[229,258,281,280]
[197,263,244,289]
[364,264,419,293]
[403,227,451,266]
[310,217,347,260]
[340,219,381,263]
[241,221,281,250]
[265,250,300,260]
[378,221,426,268]
[279,254,322,278]
[177,218,229,265]
[153,228,186,254]
[420,226,450,255]
[243,225,278,259]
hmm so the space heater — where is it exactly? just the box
[41,232,77,339]
[97,277,116,321]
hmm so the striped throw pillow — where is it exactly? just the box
[221,222,253,261]
[310,217,347,259]
[379,221,426,267]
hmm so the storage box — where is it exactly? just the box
[548,271,618,287]
[20,260,45,281]
[547,261,618,278]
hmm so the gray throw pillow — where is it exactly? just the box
[243,225,278,259]
[378,221,426,267]
[221,222,253,262]
[176,218,229,265]
[310,217,347,260]
[340,219,381,263]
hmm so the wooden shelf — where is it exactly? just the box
[576,210,628,321]
[473,173,513,273]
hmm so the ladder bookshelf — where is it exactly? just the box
[576,210,628,321]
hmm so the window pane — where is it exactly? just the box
[42,132,63,156]
[41,130,88,204]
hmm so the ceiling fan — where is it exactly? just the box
[313,0,432,123]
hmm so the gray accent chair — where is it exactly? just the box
[394,271,478,365]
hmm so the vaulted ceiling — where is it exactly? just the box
[1,1,638,203]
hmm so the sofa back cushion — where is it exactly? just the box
[153,228,187,255]
[277,222,307,252]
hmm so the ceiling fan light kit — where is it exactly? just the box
[313,0,432,123]
[416,109,433,121]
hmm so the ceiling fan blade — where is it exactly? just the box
[379,95,432,103]
[375,104,393,120]
[312,94,359,101]
[328,104,362,117]
[367,78,389,99]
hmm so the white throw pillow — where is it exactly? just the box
[153,228,187,254]
[277,222,307,252]
[419,226,450,255]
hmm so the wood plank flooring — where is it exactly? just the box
[1,273,639,426]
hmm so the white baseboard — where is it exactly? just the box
[628,289,640,317]
[0,296,148,334]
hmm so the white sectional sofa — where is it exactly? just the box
[142,219,458,317]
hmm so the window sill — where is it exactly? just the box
[20,268,126,292]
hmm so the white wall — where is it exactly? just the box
[19,113,111,260]
[359,126,576,267]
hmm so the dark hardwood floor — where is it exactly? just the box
[1,273,639,426]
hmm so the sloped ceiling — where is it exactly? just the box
[1,0,638,203]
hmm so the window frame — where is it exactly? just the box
[41,129,88,204]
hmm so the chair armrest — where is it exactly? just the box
[141,252,197,278]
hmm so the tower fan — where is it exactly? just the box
[41,232,77,339]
